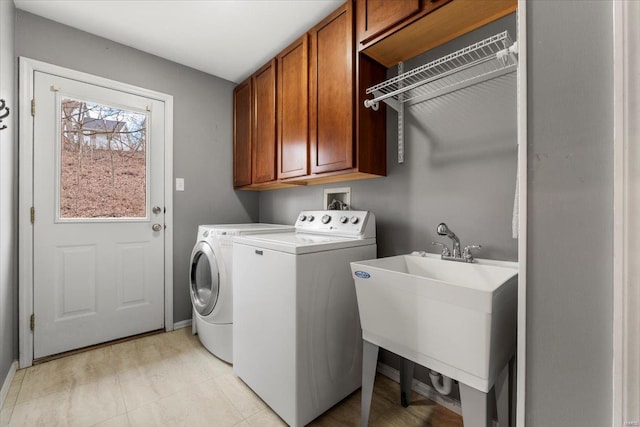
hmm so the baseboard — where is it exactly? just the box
[377,362,462,416]
[173,319,192,330]
[0,360,18,410]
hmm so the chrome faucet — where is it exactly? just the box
[431,222,481,263]
[436,223,461,258]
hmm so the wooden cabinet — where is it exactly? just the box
[309,2,354,175]
[357,0,421,45]
[233,78,252,188]
[233,0,387,190]
[277,35,309,179]
[234,60,288,189]
[356,0,452,51]
[251,60,277,184]
[357,0,516,67]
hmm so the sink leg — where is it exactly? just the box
[459,382,490,427]
[400,358,415,408]
[361,340,379,427]
[495,361,510,427]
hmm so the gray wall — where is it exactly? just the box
[259,15,518,390]
[0,0,17,387]
[526,1,613,425]
[14,11,260,323]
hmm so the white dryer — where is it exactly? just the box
[189,223,293,363]
[232,211,376,427]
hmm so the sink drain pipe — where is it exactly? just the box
[429,370,453,395]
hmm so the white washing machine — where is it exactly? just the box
[232,210,376,427]
[189,223,293,363]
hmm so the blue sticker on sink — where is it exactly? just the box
[354,271,371,279]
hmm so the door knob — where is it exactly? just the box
[152,206,162,214]
[152,223,162,232]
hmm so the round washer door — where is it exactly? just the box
[189,241,220,316]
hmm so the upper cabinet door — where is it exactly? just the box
[233,78,252,188]
[309,1,355,175]
[277,35,309,179]
[356,0,421,45]
[252,60,277,184]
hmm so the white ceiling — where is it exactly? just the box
[13,0,344,83]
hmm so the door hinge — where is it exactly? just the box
[30,207,35,224]
[30,314,35,331]
[31,99,35,116]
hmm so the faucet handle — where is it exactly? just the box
[462,245,482,262]
[431,241,451,257]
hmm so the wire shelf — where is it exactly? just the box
[364,31,518,111]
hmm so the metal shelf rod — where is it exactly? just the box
[363,31,518,164]
[365,53,502,110]
[364,31,518,111]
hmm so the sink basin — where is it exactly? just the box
[351,252,517,393]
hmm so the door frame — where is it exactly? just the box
[613,2,638,425]
[18,57,174,368]
[516,1,527,425]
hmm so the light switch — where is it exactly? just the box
[176,178,185,192]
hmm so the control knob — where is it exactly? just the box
[299,215,307,222]
[307,215,315,222]
[340,216,348,224]
[350,216,359,224]
[321,214,331,224]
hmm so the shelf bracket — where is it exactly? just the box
[367,93,398,112]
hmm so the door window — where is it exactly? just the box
[59,97,149,220]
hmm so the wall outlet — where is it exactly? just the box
[175,178,184,191]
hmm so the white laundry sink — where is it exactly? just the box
[351,252,518,393]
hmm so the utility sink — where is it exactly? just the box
[351,252,518,393]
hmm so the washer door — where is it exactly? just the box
[189,241,220,316]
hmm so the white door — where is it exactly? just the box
[32,71,165,358]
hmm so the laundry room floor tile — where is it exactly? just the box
[91,413,130,427]
[0,328,463,427]
[214,373,267,418]
[126,378,243,427]
[244,408,288,426]
[9,376,125,427]
[15,346,116,405]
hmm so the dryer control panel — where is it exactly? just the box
[295,210,375,238]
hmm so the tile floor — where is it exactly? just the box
[0,328,462,427]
